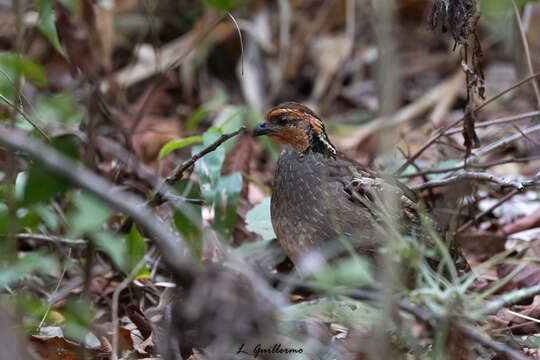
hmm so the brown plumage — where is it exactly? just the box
[253,102,433,271]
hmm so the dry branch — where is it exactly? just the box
[394,72,540,176]
[117,126,246,233]
[0,125,195,285]
[411,171,535,192]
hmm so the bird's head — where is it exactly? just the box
[253,102,336,156]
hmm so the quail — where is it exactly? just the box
[253,102,442,271]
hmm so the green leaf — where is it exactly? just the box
[213,172,242,236]
[193,128,225,203]
[159,136,203,159]
[33,93,84,126]
[172,179,203,260]
[126,225,150,278]
[0,252,57,289]
[0,53,46,103]
[11,294,50,332]
[313,257,373,287]
[22,135,79,206]
[479,0,534,14]
[91,231,127,272]
[69,193,109,237]
[245,197,276,240]
[34,0,67,56]
[62,298,94,343]
[0,52,46,87]
[200,0,248,11]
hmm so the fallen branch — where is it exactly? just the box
[0,125,195,285]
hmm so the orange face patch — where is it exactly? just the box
[269,126,310,152]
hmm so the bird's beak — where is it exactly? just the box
[253,120,277,137]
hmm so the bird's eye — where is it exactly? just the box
[279,116,287,125]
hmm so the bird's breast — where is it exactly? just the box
[270,150,340,260]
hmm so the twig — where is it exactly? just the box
[507,310,540,324]
[161,127,246,190]
[117,126,245,233]
[13,233,86,246]
[513,2,540,109]
[38,248,72,329]
[477,283,540,317]
[227,12,244,76]
[394,71,540,176]
[444,110,540,136]
[400,155,540,178]
[0,125,195,286]
[470,123,540,161]
[0,93,50,140]
[512,124,540,147]
[405,123,540,181]
[411,171,531,192]
[457,189,519,233]
[111,254,150,360]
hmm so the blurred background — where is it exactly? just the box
[2,0,540,359]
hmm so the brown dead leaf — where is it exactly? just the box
[496,263,540,292]
[55,3,94,78]
[31,336,81,360]
[502,209,540,235]
[126,304,152,339]
[133,335,154,355]
[490,296,540,334]
[131,116,182,164]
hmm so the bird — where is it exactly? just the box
[252,102,444,273]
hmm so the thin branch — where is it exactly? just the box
[444,110,540,136]
[111,253,150,360]
[118,126,245,233]
[411,171,532,192]
[513,2,540,109]
[477,283,540,317]
[400,155,540,178]
[409,123,540,181]
[0,93,50,140]
[161,127,246,190]
[394,71,540,176]
[0,125,196,286]
[228,12,244,76]
[458,189,519,233]
[13,233,86,246]
[470,123,540,161]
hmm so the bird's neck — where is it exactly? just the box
[307,133,337,158]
